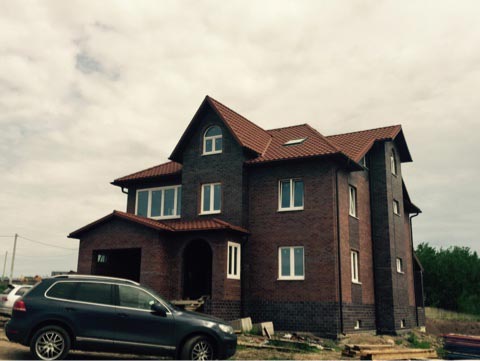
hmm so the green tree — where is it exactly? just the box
[416,242,480,315]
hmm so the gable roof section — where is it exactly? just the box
[327,125,412,162]
[68,210,249,238]
[170,96,272,162]
[246,124,349,165]
[112,161,181,186]
[402,181,421,214]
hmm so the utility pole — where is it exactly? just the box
[1,251,7,282]
[9,234,18,282]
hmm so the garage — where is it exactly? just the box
[92,248,141,282]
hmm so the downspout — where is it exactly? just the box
[368,161,379,333]
[409,212,420,326]
[335,168,344,335]
[121,187,128,194]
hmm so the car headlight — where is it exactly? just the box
[219,324,234,334]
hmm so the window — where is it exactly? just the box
[74,282,114,305]
[118,285,157,310]
[201,183,221,214]
[351,250,360,283]
[46,282,77,300]
[203,125,222,155]
[136,185,182,219]
[349,186,357,217]
[97,254,107,263]
[391,152,397,175]
[393,200,400,215]
[396,257,404,273]
[15,287,30,297]
[354,320,362,330]
[359,156,367,168]
[400,319,406,328]
[283,138,307,146]
[278,246,304,280]
[227,242,241,279]
[279,179,304,211]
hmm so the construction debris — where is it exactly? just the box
[443,333,480,359]
[230,317,252,333]
[252,321,274,337]
[170,295,208,311]
[343,344,437,360]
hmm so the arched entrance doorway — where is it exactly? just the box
[183,239,212,300]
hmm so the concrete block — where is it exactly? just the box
[230,317,252,333]
[252,321,274,336]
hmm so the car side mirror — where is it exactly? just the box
[151,303,167,317]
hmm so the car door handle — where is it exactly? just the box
[65,307,76,312]
[117,313,128,318]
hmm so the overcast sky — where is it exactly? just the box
[1,0,479,278]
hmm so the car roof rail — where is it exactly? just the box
[52,274,140,285]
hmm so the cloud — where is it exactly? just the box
[0,0,479,277]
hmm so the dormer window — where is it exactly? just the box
[203,126,222,155]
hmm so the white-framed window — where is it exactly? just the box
[278,246,304,280]
[393,199,400,215]
[391,151,397,176]
[400,319,406,328]
[227,242,241,279]
[396,257,404,273]
[354,320,362,330]
[351,250,360,283]
[201,183,221,214]
[349,185,357,217]
[203,125,222,155]
[136,185,181,219]
[359,156,367,168]
[278,179,304,211]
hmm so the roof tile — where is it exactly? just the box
[113,161,182,185]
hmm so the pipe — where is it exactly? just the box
[121,187,128,195]
[335,168,344,335]
[409,212,420,326]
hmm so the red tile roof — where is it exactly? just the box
[206,96,272,155]
[68,210,249,238]
[246,124,343,164]
[112,161,182,185]
[326,125,402,162]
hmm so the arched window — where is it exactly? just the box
[390,151,397,175]
[203,125,222,154]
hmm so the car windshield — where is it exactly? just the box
[1,285,14,295]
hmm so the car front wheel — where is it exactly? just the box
[181,335,216,360]
[30,325,70,360]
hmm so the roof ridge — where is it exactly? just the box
[327,124,402,138]
[266,123,309,132]
[113,210,175,231]
[114,161,179,181]
[303,123,343,153]
[206,95,271,136]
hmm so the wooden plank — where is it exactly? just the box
[361,349,437,360]
[353,344,394,350]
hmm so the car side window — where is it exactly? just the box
[15,287,30,296]
[73,282,114,306]
[118,285,157,310]
[46,282,78,300]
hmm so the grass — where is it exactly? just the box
[407,333,431,349]
[426,307,480,322]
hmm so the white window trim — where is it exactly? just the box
[200,183,221,215]
[227,242,241,280]
[278,179,304,212]
[391,152,397,176]
[349,185,357,217]
[135,185,181,220]
[396,257,404,274]
[351,250,361,284]
[393,199,400,216]
[278,246,305,280]
[203,126,223,155]
[354,320,361,330]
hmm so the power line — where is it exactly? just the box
[17,235,77,251]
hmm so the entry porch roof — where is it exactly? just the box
[68,210,250,239]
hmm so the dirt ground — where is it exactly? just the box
[426,317,480,336]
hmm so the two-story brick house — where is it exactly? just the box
[70,96,425,337]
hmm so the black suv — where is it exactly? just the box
[5,275,236,360]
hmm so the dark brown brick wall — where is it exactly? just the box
[245,158,338,304]
[180,108,247,227]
